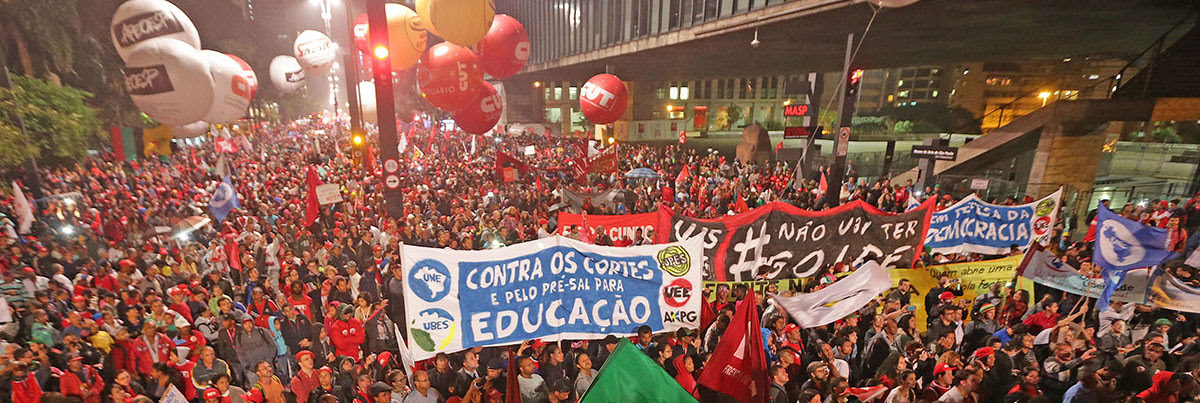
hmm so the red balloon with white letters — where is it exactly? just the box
[580,73,628,124]
[475,14,530,79]
[453,81,502,135]
[416,42,483,112]
[352,13,370,53]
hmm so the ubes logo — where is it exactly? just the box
[410,308,456,352]
[409,259,452,302]
[663,278,692,308]
[114,11,185,48]
[657,245,691,276]
[125,65,173,95]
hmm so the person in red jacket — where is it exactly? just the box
[328,304,366,360]
[59,356,105,403]
[110,327,141,376]
[8,363,42,403]
[169,347,199,401]
[132,321,176,381]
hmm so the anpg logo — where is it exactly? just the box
[409,259,452,302]
[410,308,456,352]
[657,245,691,276]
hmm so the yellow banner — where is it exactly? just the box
[703,279,803,302]
[888,255,1033,329]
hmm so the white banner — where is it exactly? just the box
[401,236,704,361]
[771,261,892,328]
[1018,245,1149,304]
[315,183,342,205]
[1149,269,1200,313]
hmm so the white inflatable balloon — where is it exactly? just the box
[269,55,306,93]
[202,50,255,123]
[124,39,214,126]
[110,0,201,61]
[171,120,210,138]
[227,54,259,97]
[870,0,920,7]
[293,30,337,75]
[358,81,377,123]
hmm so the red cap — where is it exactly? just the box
[784,323,800,335]
[373,245,383,252]
[296,350,314,361]
[72,295,87,303]
[974,346,995,359]
[939,291,954,301]
[22,267,34,274]
[203,388,221,399]
[934,363,956,375]
[318,366,333,376]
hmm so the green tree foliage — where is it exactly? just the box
[851,116,887,136]
[881,103,981,134]
[0,74,103,169]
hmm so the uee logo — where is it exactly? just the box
[663,278,693,308]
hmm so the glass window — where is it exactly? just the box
[554,86,563,100]
[545,107,562,123]
[669,0,681,29]
[670,86,679,100]
[931,90,939,98]
[569,86,578,100]
[680,86,690,100]
[656,87,667,100]
[545,87,551,100]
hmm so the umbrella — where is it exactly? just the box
[173,216,211,235]
[625,168,659,179]
[549,202,570,212]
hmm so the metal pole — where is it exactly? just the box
[366,0,403,218]
[824,33,853,207]
[343,0,362,136]
[0,54,43,205]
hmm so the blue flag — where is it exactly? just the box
[1092,204,1171,308]
[209,175,239,222]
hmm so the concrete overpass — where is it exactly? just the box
[501,0,1197,82]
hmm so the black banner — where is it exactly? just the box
[911,145,958,161]
[657,200,934,281]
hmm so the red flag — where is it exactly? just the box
[495,151,529,179]
[776,141,783,152]
[662,186,675,203]
[535,175,543,192]
[226,237,242,271]
[365,144,377,173]
[505,352,520,403]
[735,193,749,213]
[679,130,687,144]
[214,136,238,153]
[304,166,322,227]
[676,165,690,183]
[698,289,767,403]
[819,172,828,194]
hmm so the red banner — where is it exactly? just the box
[587,146,618,173]
[556,211,660,244]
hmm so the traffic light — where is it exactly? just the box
[373,45,389,60]
[847,68,863,98]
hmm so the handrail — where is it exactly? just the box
[1112,11,1198,93]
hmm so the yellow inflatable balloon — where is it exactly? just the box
[417,0,494,47]
[143,125,175,156]
[385,3,428,70]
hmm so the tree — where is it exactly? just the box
[0,74,104,169]
[880,103,981,134]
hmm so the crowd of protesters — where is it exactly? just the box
[0,118,1198,403]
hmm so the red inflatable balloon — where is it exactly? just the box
[453,81,502,135]
[416,42,484,111]
[353,13,370,53]
[580,73,628,124]
[476,14,530,79]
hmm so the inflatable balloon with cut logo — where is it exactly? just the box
[579,73,628,125]
[124,39,214,126]
[110,0,201,61]
[269,55,306,93]
[202,50,256,123]
[385,3,428,70]
[416,0,495,47]
[171,121,210,138]
[359,81,378,123]
[293,30,337,75]
[352,13,370,53]
[475,14,529,79]
[416,42,483,112]
[453,81,502,135]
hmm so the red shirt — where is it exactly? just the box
[1022,311,1059,334]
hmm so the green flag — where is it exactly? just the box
[579,339,699,403]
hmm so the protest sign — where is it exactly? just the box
[925,188,1062,255]
[657,199,934,281]
[401,235,704,360]
[773,261,893,328]
[1148,267,1200,313]
[562,189,639,213]
[1017,244,1148,304]
[557,211,660,243]
[888,255,1033,328]
[315,183,342,205]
